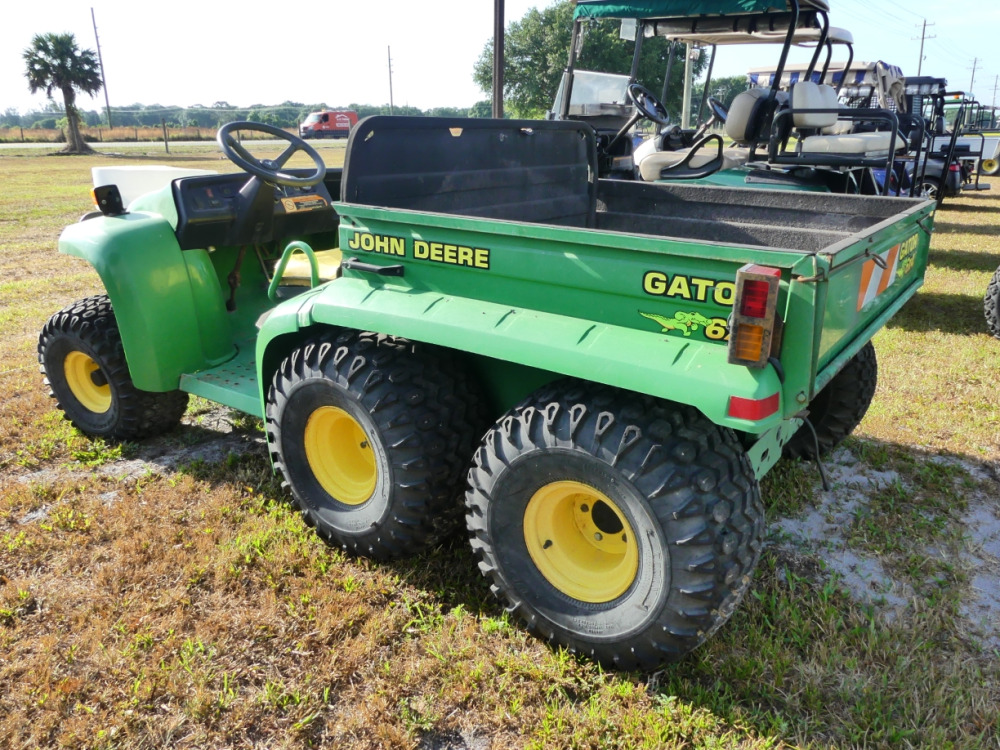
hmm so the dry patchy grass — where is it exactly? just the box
[1,147,998,749]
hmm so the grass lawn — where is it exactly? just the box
[1,143,998,749]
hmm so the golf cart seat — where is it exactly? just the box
[636,88,771,180]
[636,143,749,180]
[771,82,906,164]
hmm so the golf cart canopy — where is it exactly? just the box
[749,59,905,108]
[573,0,830,19]
[748,59,900,88]
[658,23,848,46]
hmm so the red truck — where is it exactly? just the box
[298,109,358,139]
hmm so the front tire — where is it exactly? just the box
[465,381,764,670]
[266,330,483,560]
[38,295,189,440]
[985,266,1000,339]
[783,341,878,460]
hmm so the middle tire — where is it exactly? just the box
[466,380,764,670]
[782,340,878,460]
[266,330,483,560]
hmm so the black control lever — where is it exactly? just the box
[342,257,405,276]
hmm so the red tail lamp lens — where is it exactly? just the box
[740,280,772,318]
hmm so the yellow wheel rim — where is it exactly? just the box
[523,480,639,603]
[64,351,111,414]
[983,159,998,173]
[304,406,377,505]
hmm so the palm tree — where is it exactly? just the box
[23,33,103,154]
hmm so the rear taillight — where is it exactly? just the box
[739,279,772,318]
[949,164,961,172]
[728,264,781,368]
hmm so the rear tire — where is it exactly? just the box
[985,266,1000,339]
[266,330,484,560]
[919,176,940,200]
[980,158,1000,176]
[465,380,764,670]
[38,295,189,440]
[783,341,878,460]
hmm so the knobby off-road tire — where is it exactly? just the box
[985,265,1000,339]
[266,330,484,560]
[783,340,878,460]
[465,380,765,670]
[38,295,189,440]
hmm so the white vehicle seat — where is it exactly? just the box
[800,132,900,155]
[725,88,770,144]
[821,103,855,135]
[792,82,905,157]
[636,88,770,180]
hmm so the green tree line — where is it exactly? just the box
[1,101,487,131]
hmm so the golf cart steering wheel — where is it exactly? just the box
[707,97,729,124]
[217,121,326,188]
[627,83,671,126]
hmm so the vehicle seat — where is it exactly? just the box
[822,104,855,135]
[276,248,343,286]
[635,89,769,180]
[725,88,771,145]
[792,82,905,157]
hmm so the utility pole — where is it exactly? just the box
[387,46,395,116]
[969,57,980,95]
[992,75,998,110]
[493,0,504,119]
[912,19,935,76]
[91,7,112,127]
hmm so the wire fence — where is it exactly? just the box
[0,125,295,144]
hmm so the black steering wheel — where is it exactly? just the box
[217,121,326,188]
[707,96,729,124]
[627,83,671,126]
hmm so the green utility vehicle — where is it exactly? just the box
[39,115,934,670]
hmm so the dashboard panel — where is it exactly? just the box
[172,169,342,250]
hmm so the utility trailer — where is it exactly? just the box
[39,115,934,669]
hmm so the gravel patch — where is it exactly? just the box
[771,447,1000,650]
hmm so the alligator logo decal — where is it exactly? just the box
[640,311,712,336]
[640,311,730,341]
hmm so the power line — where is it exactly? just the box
[926,38,973,67]
[883,0,925,19]
[838,0,914,35]
[850,0,910,40]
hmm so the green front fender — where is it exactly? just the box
[256,278,783,432]
[58,212,236,391]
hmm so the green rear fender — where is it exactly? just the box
[255,278,783,432]
[58,212,236,391]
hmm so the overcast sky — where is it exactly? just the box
[2,0,998,116]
